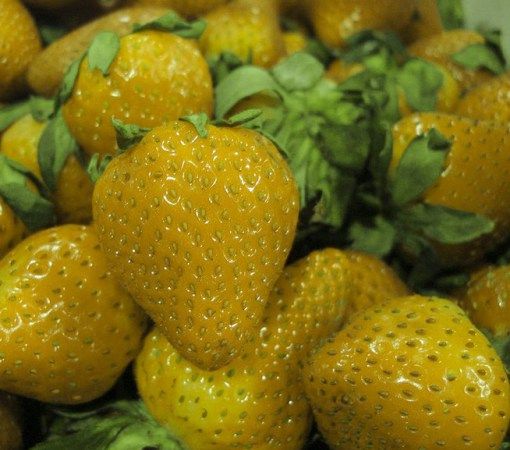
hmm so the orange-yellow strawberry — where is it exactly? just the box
[93,121,299,370]
[62,30,213,157]
[135,248,353,450]
[408,29,495,92]
[200,0,286,67]
[456,71,510,123]
[0,224,147,404]
[283,31,307,56]
[0,114,94,224]
[456,264,510,338]
[127,0,228,17]
[0,392,22,450]
[401,0,444,43]
[342,250,410,321]
[392,112,510,266]
[306,0,416,48]
[304,295,510,449]
[0,198,26,259]
[0,0,41,100]
[27,6,169,97]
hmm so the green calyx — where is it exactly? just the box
[132,10,207,39]
[0,155,55,232]
[30,400,185,450]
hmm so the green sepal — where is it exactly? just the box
[396,58,444,111]
[437,0,464,29]
[37,21,68,45]
[30,400,185,450]
[0,155,55,231]
[348,215,396,257]
[111,118,151,153]
[56,54,85,107]
[87,31,121,76]
[368,120,393,196]
[133,11,207,39]
[213,109,263,127]
[208,52,246,85]
[87,154,112,183]
[38,110,79,192]
[390,128,451,207]
[340,30,406,65]
[0,100,31,133]
[30,96,56,122]
[397,203,495,245]
[271,53,324,92]
[433,272,469,291]
[181,112,209,138]
[215,66,283,118]
[303,38,334,66]
[452,43,505,75]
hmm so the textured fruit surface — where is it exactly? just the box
[93,121,299,370]
[456,72,510,123]
[200,0,286,67]
[0,115,94,225]
[304,295,510,449]
[0,392,22,450]
[0,0,41,100]
[62,30,213,157]
[342,250,410,322]
[27,6,169,97]
[0,198,26,260]
[456,265,510,337]
[127,0,228,17]
[306,0,416,48]
[0,225,147,404]
[392,113,510,266]
[408,30,494,92]
[401,0,443,43]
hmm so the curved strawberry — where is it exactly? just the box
[93,120,299,370]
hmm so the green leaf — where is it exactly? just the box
[348,215,396,257]
[437,0,464,29]
[38,22,68,46]
[396,58,444,111]
[271,53,325,91]
[111,118,151,152]
[30,401,185,450]
[341,30,406,63]
[391,128,451,206]
[87,154,112,183]
[38,111,79,192]
[398,203,495,245]
[133,11,207,39]
[452,43,505,75]
[29,96,55,122]
[57,55,84,107]
[208,52,246,84]
[214,108,262,127]
[368,120,393,195]
[215,66,283,119]
[304,38,334,66]
[0,155,55,231]
[87,31,121,76]
[181,112,209,138]
[0,100,31,132]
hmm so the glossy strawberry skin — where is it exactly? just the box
[304,295,510,449]
[93,121,299,370]
[0,198,26,259]
[0,225,147,404]
[62,30,213,157]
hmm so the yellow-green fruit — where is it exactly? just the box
[0,199,26,260]
[0,0,42,100]
[0,225,147,404]
[62,30,213,157]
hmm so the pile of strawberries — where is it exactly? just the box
[1,0,510,449]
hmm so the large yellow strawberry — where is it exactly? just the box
[200,0,286,68]
[306,0,416,48]
[0,224,147,404]
[0,198,26,259]
[0,0,41,100]
[304,295,510,449]
[401,0,444,43]
[0,114,94,224]
[62,27,213,157]
[93,120,299,370]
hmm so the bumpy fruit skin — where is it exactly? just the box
[0,0,41,101]
[62,30,213,157]
[456,72,510,123]
[93,121,299,370]
[127,0,228,17]
[392,113,510,267]
[0,225,147,404]
[401,0,443,43]
[456,265,510,338]
[27,6,169,97]
[0,392,22,450]
[135,248,354,450]
[304,295,510,449]
[408,30,494,93]
[0,115,94,224]
[0,199,26,259]
[200,0,286,67]
[306,0,416,48]
[342,250,410,322]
